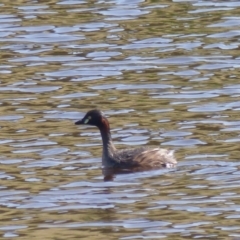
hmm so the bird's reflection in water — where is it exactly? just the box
[102,166,173,181]
[102,168,134,181]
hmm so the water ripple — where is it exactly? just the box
[1,0,240,239]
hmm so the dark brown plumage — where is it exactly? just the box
[75,109,177,169]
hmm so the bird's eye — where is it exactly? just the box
[84,116,91,124]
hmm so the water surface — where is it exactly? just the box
[1,0,240,239]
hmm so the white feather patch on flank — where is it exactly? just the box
[165,162,175,168]
[168,150,175,156]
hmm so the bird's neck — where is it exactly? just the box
[98,118,117,166]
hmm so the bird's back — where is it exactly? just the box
[110,147,176,169]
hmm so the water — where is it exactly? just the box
[0,0,240,239]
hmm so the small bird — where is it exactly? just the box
[75,109,177,170]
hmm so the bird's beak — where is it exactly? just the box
[75,119,84,125]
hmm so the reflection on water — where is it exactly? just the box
[1,0,240,239]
